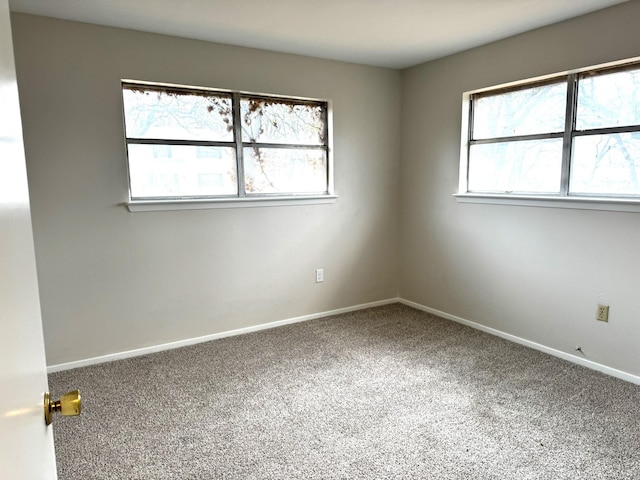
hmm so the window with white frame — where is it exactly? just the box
[460,60,640,200]
[122,82,331,202]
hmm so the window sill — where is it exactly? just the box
[125,195,338,212]
[453,193,640,213]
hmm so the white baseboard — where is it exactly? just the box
[48,296,640,386]
[399,298,640,386]
[47,298,399,373]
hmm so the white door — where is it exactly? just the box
[0,0,58,477]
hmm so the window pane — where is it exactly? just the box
[122,87,233,141]
[127,144,237,198]
[473,82,567,139]
[468,139,562,193]
[243,147,327,194]
[576,68,640,130]
[240,97,325,145]
[570,133,640,195]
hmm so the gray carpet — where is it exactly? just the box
[49,304,640,479]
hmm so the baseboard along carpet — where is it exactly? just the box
[49,304,640,479]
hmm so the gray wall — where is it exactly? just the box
[11,14,401,365]
[400,1,640,377]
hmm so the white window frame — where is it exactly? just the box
[455,56,640,213]
[121,80,336,212]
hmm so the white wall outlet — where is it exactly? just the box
[316,268,324,283]
[596,304,609,322]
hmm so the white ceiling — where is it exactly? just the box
[9,0,629,69]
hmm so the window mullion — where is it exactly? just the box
[560,74,578,196]
[241,142,327,150]
[322,104,330,192]
[470,132,564,145]
[466,96,475,192]
[232,92,246,197]
[573,124,640,136]
[126,138,235,147]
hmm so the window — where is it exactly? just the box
[459,59,640,206]
[121,82,332,206]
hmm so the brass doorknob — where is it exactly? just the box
[44,390,82,426]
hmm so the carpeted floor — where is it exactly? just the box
[49,304,640,479]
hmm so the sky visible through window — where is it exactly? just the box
[467,65,640,197]
[122,85,329,199]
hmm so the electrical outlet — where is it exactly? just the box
[316,268,324,283]
[596,304,609,322]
